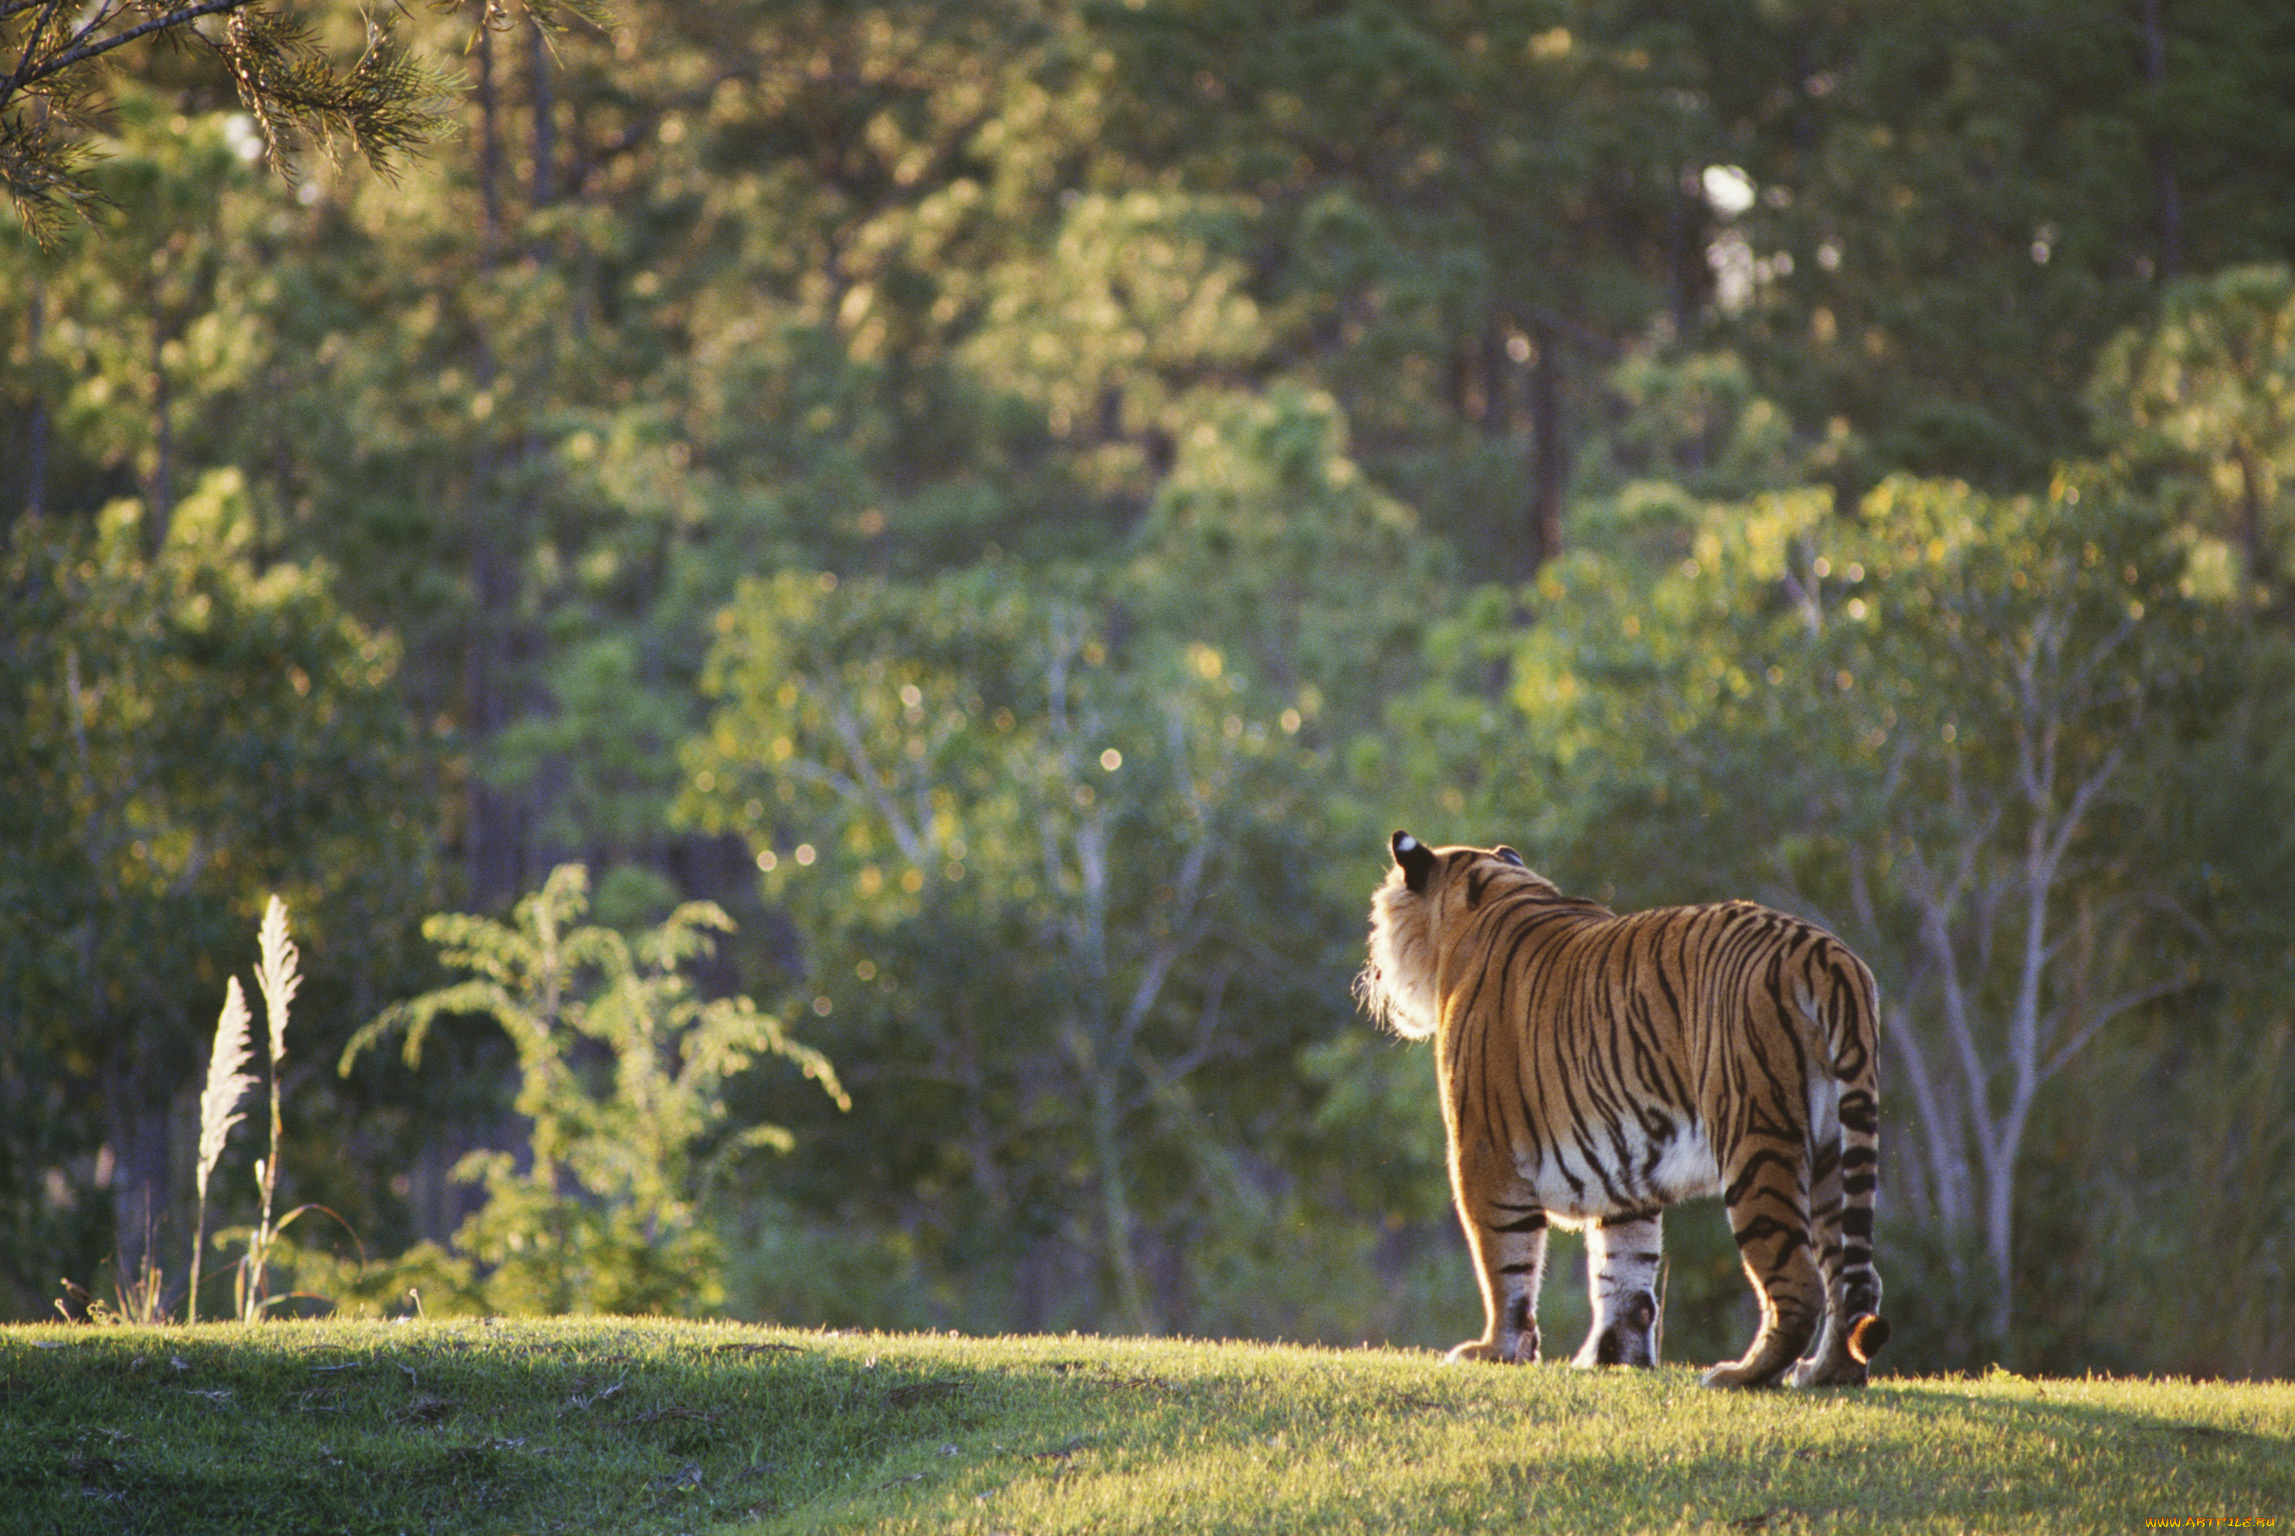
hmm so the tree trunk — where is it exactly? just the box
[147,314,174,551]
[1525,320,1564,578]
[23,283,48,522]
[1089,1078,1158,1336]
[476,20,504,254]
[1669,167,1701,337]
[464,8,528,904]
[1981,1143,2018,1346]
[2234,442,2273,602]
[2140,0,2184,282]
[99,1055,173,1306]
[529,17,554,211]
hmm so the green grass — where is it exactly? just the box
[2,1320,2288,1534]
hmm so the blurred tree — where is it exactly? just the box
[1690,0,2295,491]
[1125,382,1444,737]
[1092,0,1716,572]
[679,566,1359,1334]
[1586,348,1817,504]
[2090,263,2295,618]
[0,471,431,1312]
[236,0,1153,904]
[2,97,253,541]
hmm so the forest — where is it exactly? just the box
[4,0,2293,1380]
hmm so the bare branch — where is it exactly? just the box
[1120,955,1237,1121]
[2039,972,2194,1083]
[2061,611,2140,708]
[1919,898,2004,1178]
[1885,995,1970,1235]
[823,694,929,868]
[2041,745,2126,876]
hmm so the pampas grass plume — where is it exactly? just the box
[189,977,258,1323]
[243,894,300,1321]
[255,895,299,1066]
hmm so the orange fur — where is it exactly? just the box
[1358,833,1889,1388]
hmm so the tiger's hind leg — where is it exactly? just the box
[1788,1117,1854,1385]
[1702,1141,1824,1389]
[1573,1210,1663,1368]
[1791,1083,1887,1387]
[1446,1167,1548,1364]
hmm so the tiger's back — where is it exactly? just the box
[1358,832,1889,1389]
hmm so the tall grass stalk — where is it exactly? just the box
[188,977,257,1325]
[239,896,299,1322]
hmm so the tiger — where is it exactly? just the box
[1355,831,1890,1388]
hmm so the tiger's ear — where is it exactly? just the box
[1493,846,1525,868]
[1391,831,1436,894]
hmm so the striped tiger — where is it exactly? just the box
[1355,831,1890,1388]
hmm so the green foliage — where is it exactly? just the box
[2,1321,2289,1534]
[1589,350,1823,503]
[1690,0,2293,490]
[333,865,845,1317]
[0,471,430,1318]
[2091,263,2295,614]
[1127,382,1444,732]
[9,0,2295,1378]
[680,564,1377,1337]
[961,188,1273,490]
[1519,471,2219,896]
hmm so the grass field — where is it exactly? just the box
[2,1318,2287,1534]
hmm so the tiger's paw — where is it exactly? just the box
[1788,1356,1869,1388]
[1572,1292,1660,1369]
[1788,1313,1889,1386]
[1446,1337,1537,1365]
[1699,1359,1787,1390]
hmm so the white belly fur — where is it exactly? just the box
[1520,1121,1722,1227]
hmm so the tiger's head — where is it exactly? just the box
[1354,830,1562,1040]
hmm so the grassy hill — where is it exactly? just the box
[2,1318,2287,1534]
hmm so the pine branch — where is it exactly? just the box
[3,0,461,244]
[6,2,253,97]
[0,110,109,243]
[209,8,456,180]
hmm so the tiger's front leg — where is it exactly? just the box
[1446,1158,1548,1364]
